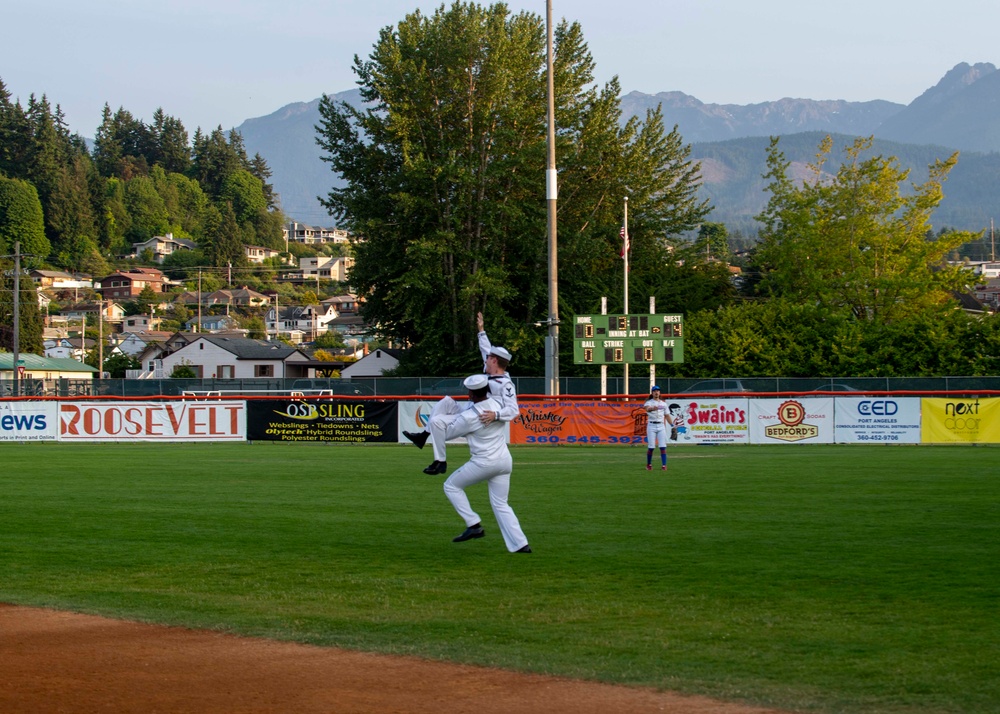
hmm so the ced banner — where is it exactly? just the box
[59,401,246,442]
[247,398,397,442]
[921,396,1000,444]
[0,401,58,441]
[749,398,834,444]
[834,397,921,444]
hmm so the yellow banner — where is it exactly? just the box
[920,397,1000,444]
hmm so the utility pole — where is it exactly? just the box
[97,296,104,378]
[622,197,629,396]
[197,268,202,333]
[12,241,20,397]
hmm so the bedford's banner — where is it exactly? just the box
[247,398,397,442]
[510,400,641,444]
[0,401,58,441]
[397,400,469,446]
[921,397,1000,444]
[749,398,834,444]
[834,397,921,444]
[675,398,750,444]
[59,401,246,441]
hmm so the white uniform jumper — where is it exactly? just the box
[426,332,520,463]
[442,396,528,552]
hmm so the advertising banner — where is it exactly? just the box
[510,400,650,445]
[59,401,246,442]
[246,398,397,442]
[921,397,1000,444]
[749,398,835,444]
[834,397,921,444]
[0,401,58,441]
[397,400,469,446]
[672,398,750,444]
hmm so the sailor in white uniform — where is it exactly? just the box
[443,373,531,553]
[403,312,520,475]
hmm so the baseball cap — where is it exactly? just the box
[464,373,489,390]
[651,385,661,391]
[490,346,512,361]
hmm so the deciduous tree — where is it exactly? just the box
[755,135,977,321]
[317,2,711,374]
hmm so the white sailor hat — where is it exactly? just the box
[464,373,489,390]
[490,346,512,361]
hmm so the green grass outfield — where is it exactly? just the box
[2,442,997,713]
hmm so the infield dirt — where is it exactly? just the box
[1,604,793,713]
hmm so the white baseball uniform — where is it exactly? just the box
[442,396,528,553]
[644,396,669,448]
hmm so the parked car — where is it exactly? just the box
[417,378,465,396]
[290,378,374,396]
[677,379,749,394]
[810,383,863,392]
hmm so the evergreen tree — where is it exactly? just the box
[209,202,248,269]
[150,108,190,174]
[0,258,44,355]
[0,176,51,258]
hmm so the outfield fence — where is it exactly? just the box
[3,375,1000,399]
[2,392,998,445]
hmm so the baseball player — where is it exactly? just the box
[443,373,531,553]
[403,312,520,475]
[643,385,671,471]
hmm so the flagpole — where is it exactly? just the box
[623,196,629,397]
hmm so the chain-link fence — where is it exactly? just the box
[4,375,1000,398]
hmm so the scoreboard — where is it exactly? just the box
[572,313,684,365]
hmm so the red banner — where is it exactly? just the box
[510,400,648,445]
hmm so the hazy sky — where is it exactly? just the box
[3,0,998,136]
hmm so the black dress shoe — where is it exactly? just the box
[453,524,485,542]
[403,430,429,449]
[422,460,447,475]
[514,544,532,553]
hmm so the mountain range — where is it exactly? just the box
[238,62,1000,238]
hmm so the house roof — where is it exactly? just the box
[0,353,98,373]
[196,336,304,360]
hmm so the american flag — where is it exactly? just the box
[619,225,629,259]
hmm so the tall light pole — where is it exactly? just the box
[544,0,559,395]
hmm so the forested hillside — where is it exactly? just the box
[0,77,285,276]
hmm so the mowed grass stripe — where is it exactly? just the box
[1,442,997,713]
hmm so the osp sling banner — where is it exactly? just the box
[246,398,397,442]
[59,401,246,442]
